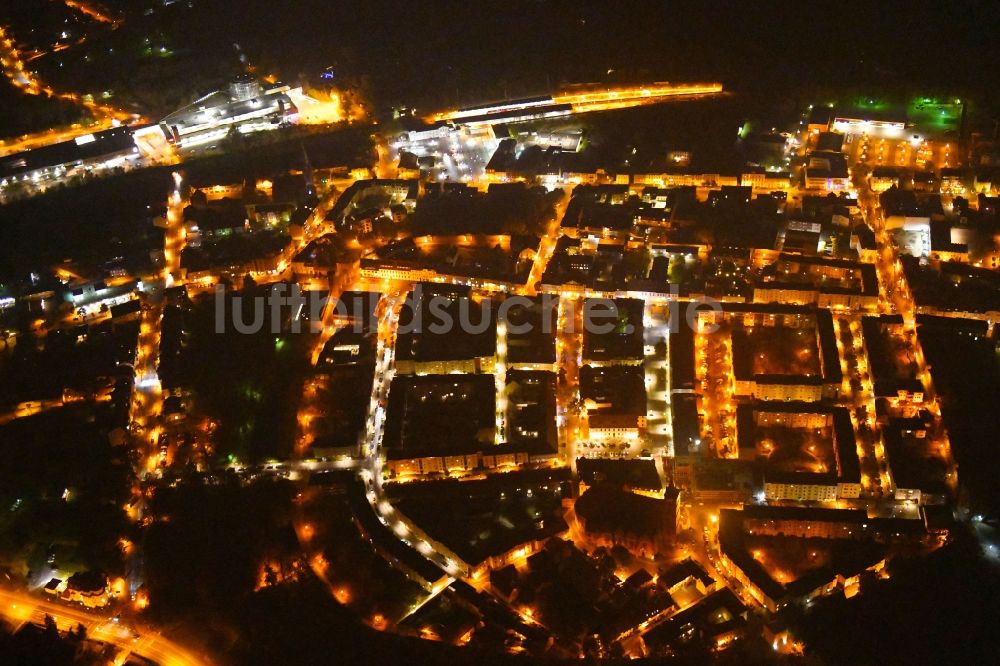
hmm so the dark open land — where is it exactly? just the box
[0,79,94,140]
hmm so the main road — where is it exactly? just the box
[0,24,137,158]
[0,587,208,666]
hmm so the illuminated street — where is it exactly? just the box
[0,588,207,666]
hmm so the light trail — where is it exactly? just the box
[63,0,121,26]
[430,82,724,124]
[552,82,725,113]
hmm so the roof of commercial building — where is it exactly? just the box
[805,151,849,180]
[455,95,554,114]
[880,187,943,218]
[331,290,381,326]
[455,102,573,126]
[808,107,834,126]
[318,328,377,366]
[929,219,969,255]
[1,126,136,178]
[109,299,141,319]
[801,195,858,220]
[66,570,108,594]
[816,132,845,152]
[160,83,292,131]
[399,116,450,133]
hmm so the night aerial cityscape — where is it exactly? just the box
[2,1,1000,664]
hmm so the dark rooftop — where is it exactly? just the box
[576,458,662,491]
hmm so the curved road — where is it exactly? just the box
[0,588,207,666]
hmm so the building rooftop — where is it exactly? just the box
[109,298,141,319]
[504,296,557,366]
[561,196,634,233]
[580,364,647,416]
[759,254,879,297]
[929,219,970,256]
[862,315,925,398]
[66,570,107,594]
[582,297,644,362]
[0,126,136,179]
[395,285,496,363]
[643,587,747,651]
[852,223,876,250]
[576,458,662,491]
[738,401,861,486]
[669,323,695,392]
[318,328,377,367]
[659,557,714,589]
[807,107,834,127]
[575,484,676,541]
[505,369,558,453]
[720,306,842,385]
[671,394,700,458]
[805,151,849,180]
[718,508,887,607]
[816,131,845,152]
[882,416,950,495]
[383,373,496,459]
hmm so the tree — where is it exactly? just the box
[621,247,651,281]
[225,125,247,151]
